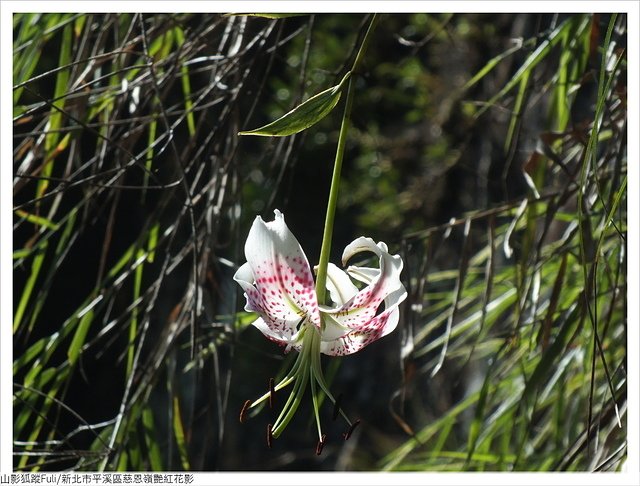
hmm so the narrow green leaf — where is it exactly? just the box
[26,207,78,333]
[172,397,190,470]
[381,391,481,470]
[427,415,455,468]
[476,16,587,118]
[555,33,571,132]
[239,72,350,137]
[141,117,158,203]
[68,309,94,366]
[148,28,174,59]
[142,407,163,470]
[13,241,48,333]
[22,362,57,392]
[107,243,137,279]
[498,414,512,471]
[17,371,66,470]
[234,311,260,331]
[462,42,524,92]
[13,336,46,375]
[14,210,60,231]
[540,253,568,349]
[504,70,530,154]
[39,23,73,198]
[466,358,497,465]
[117,451,128,470]
[147,223,159,263]
[73,14,87,37]
[127,431,142,470]
[180,64,196,136]
[128,248,145,376]
[54,206,78,255]
[13,14,57,105]
[174,26,196,136]
[521,304,579,411]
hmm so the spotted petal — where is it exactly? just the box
[320,308,400,356]
[233,210,321,346]
[321,237,406,356]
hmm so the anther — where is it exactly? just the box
[239,400,251,423]
[266,423,273,449]
[343,419,361,441]
[332,393,343,421]
[269,378,275,409]
[315,434,327,456]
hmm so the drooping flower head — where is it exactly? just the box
[234,210,406,451]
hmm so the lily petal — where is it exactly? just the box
[320,307,400,356]
[345,265,379,285]
[252,316,304,352]
[234,262,302,346]
[233,210,321,342]
[325,262,358,306]
[326,237,406,332]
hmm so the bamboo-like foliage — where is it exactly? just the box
[13,13,286,470]
[382,13,627,471]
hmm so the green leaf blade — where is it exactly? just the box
[239,73,350,137]
[68,310,94,366]
[172,397,190,470]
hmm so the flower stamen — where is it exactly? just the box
[343,418,361,440]
[239,400,251,423]
[315,434,327,456]
[269,378,276,409]
[266,423,273,448]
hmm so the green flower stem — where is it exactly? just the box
[314,77,354,305]
[265,14,380,441]
[271,363,307,438]
[315,13,378,306]
[310,370,323,440]
[249,363,300,409]
[271,327,314,438]
[352,14,379,74]
[310,336,352,425]
[249,341,306,409]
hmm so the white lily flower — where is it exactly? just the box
[234,209,407,356]
[234,209,406,450]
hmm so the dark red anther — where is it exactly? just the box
[239,400,251,423]
[266,423,273,448]
[315,434,327,456]
[269,378,275,409]
[332,393,343,421]
[343,419,361,441]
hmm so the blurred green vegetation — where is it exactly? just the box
[12,12,627,472]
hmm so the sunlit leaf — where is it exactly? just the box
[14,210,60,231]
[172,397,190,470]
[239,72,350,137]
[13,242,48,333]
[68,310,94,366]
